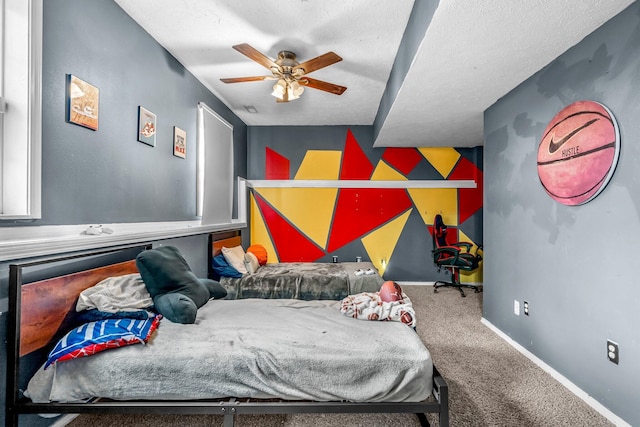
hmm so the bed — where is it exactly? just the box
[210,235,385,299]
[6,243,449,427]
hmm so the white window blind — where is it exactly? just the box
[197,102,234,225]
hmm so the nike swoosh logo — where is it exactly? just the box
[548,118,598,154]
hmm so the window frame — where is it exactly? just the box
[0,0,42,219]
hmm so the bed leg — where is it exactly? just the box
[438,382,449,427]
[223,412,235,427]
[416,412,430,426]
[5,411,18,427]
[432,366,449,427]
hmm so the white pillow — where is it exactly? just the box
[76,273,153,312]
[243,251,260,274]
[222,245,248,274]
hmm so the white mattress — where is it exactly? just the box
[26,298,432,403]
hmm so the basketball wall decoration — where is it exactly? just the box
[537,100,620,205]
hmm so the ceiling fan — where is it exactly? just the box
[220,43,347,103]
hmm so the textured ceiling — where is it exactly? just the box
[115,0,634,147]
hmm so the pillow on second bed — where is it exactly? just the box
[211,254,243,279]
[221,245,248,274]
[247,244,268,265]
[243,251,260,274]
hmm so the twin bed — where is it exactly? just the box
[6,236,449,426]
[211,235,386,299]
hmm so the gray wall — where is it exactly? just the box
[483,3,640,425]
[4,0,247,226]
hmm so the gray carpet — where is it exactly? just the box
[66,285,612,426]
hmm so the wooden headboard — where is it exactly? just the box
[208,232,242,279]
[19,260,139,357]
[211,235,243,257]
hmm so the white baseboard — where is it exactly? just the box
[396,281,483,287]
[481,318,630,427]
[396,281,435,286]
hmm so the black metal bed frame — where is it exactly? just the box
[5,247,449,427]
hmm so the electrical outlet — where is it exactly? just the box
[607,340,619,364]
[523,301,529,316]
[514,300,520,316]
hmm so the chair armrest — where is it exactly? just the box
[449,241,473,252]
[451,242,483,258]
[432,246,462,265]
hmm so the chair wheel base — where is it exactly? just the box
[433,281,482,298]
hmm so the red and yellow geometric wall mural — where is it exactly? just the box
[250,128,483,282]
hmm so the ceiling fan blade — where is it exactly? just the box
[232,43,278,70]
[299,77,347,95]
[220,76,274,83]
[293,52,342,75]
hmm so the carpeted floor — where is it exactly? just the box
[65,285,613,427]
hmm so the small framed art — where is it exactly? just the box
[173,126,186,158]
[66,74,99,130]
[138,106,156,146]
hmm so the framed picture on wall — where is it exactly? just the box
[137,106,156,146]
[173,126,186,158]
[66,74,99,131]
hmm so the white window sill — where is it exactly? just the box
[0,219,246,262]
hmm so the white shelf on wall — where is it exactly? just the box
[0,220,247,262]
[247,180,476,189]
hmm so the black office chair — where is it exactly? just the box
[431,214,482,297]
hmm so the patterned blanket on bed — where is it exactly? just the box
[220,262,383,300]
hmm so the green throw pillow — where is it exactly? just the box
[136,246,226,323]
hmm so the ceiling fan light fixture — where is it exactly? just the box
[223,44,346,102]
[271,88,284,100]
[271,79,287,99]
[289,80,304,97]
[287,89,300,101]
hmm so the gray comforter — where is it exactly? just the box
[221,261,384,300]
[26,298,432,403]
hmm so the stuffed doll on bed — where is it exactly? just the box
[340,280,416,327]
